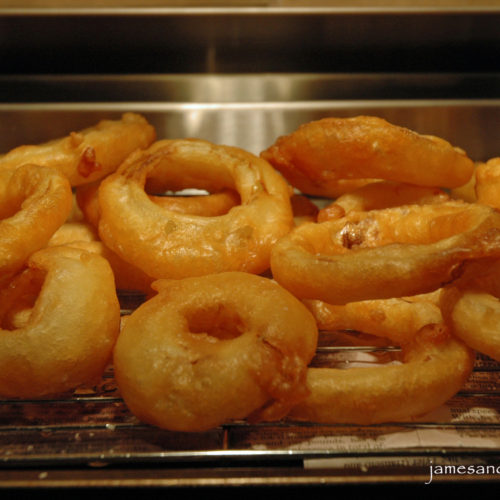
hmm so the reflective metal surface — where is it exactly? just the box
[1,96,500,161]
[3,73,500,103]
[1,8,500,74]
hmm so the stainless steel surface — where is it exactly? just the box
[1,8,500,74]
[2,93,500,162]
[3,73,500,102]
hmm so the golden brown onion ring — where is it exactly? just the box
[317,181,449,222]
[450,163,478,203]
[46,221,154,293]
[261,116,474,197]
[152,189,240,216]
[76,179,240,229]
[68,240,154,294]
[0,113,156,186]
[98,139,294,279]
[475,158,500,209]
[46,218,154,293]
[0,245,121,398]
[289,323,474,424]
[47,221,99,247]
[441,258,500,362]
[113,272,318,431]
[290,193,319,226]
[304,290,443,345]
[271,201,500,305]
[310,178,380,198]
[0,164,72,286]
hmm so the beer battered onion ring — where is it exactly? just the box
[69,240,155,294]
[76,179,240,228]
[289,323,474,424]
[47,221,99,247]
[0,164,72,286]
[271,201,500,305]
[0,246,121,398]
[261,116,474,197]
[113,272,318,431]
[98,139,294,279]
[475,157,500,209]
[0,113,156,186]
[317,181,450,222]
[441,259,500,362]
[304,290,443,345]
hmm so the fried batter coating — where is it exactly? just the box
[289,323,474,424]
[261,116,474,197]
[271,201,500,305]
[114,272,318,431]
[0,113,156,186]
[0,246,120,398]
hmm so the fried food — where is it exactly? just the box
[76,178,240,228]
[290,193,320,226]
[441,258,500,362]
[304,290,443,345]
[271,201,500,304]
[67,240,154,294]
[0,246,120,398]
[289,323,474,424]
[0,113,156,186]
[98,139,294,279]
[47,221,99,247]
[113,272,318,431]
[0,164,72,287]
[317,181,450,222]
[261,116,474,197]
[475,157,500,209]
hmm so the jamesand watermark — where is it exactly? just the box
[425,460,500,484]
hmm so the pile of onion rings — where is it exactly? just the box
[2,112,500,432]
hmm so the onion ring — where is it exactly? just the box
[317,181,450,222]
[46,219,154,293]
[47,221,99,247]
[151,189,241,216]
[0,113,156,186]
[441,258,500,362]
[0,164,72,286]
[261,116,474,196]
[113,272,318,431]
[304,290,443,345]
[271,201,500,304]
[289,322,474,424]
[98,139,294,279]
[290,193,319,226]
[475,157,500,209]
[0,245,120,398]
[68,240,154,294]
[450,163,478,203]
[76,179,240,228]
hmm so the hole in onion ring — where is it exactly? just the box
[184,304,246,341]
